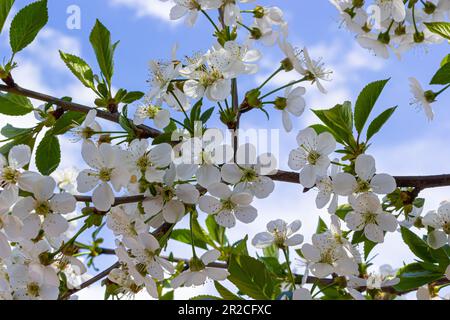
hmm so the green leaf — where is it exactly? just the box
[366,106,397,141]
[400,227,435,263]
[50,111,86,135]
[89,19,116,85]
[1,124,32,138]
[189,295,222,300]
[205,215,226,245]
[354,79,390,134]
[425,22,450,40]
[364,240,377,260]
[170,229,208,250]
[121,91,144,104]
[312,102,354,145]
[0,130,35,156]
[0,0,14,33]
[228,254,279,300]
[200,107,215,123]
[214,281,242,300]
[35,133,60,175]
[430,62,450,85]
[0,93,33,116]
[440,54,450,67]
[316,217,328,234]
[231,236,249,256]
[262,243,279,259]
[259,257,284,276]
[394,263,443,292]
[9,0,48,53]
[191,214,215,248]
[59,51,96,90]
[335,204,352,220]
[160,290,174,300]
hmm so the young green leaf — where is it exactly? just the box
[9,0,48,53]
[214,281,242,300]
[400,227,435,263]
[0,0,14,33]
[59,51,96,90]
[1,123,32,138]
[425,22,450,40]
[0,93,33,116]
[366,106,397,141]
[121,91,144,104]
[35,133,61,175]
[354,79,390,134]
[89,19,116,86]
[430,62,450,85]
[394,263,442,291]
[228,254,279,300]
[170,229,208,250]
[50,111,86,135]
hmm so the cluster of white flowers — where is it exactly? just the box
[331,0,450,59]
[1,0,450,301]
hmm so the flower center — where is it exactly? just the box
[162,187,174,202]
[145,105,159,119]
[35,201,51,216]
[136,155,151,171]
[363,212,378,225]
[2,166,20,185]
[189,256,206,272]
[27,282,40,298]
[98,168,113,182]
[221,199,236,211]
[356,178,371,193]
[242,168,257,182]
[307,151,321,165]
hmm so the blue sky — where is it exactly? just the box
[1,0,450,299]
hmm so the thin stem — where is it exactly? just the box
[258,67,283,90]
[170,90,190,122]
[201,10,221,33]
[260,78,307,100]
[435,83,450,97]
[282,248,296,289]
[190,212,198,258]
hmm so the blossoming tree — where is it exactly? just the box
[0,0,450,300]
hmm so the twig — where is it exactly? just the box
[0,84,161,139]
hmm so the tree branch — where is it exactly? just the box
[74,195,146,206]
[60,223,173,300]
[80,246,450,298]
[269,170,450,191]
[0,84,162,139]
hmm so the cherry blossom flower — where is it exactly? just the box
[345,192,398,243]
[422,201,450,249]
[0,145,39,196]
[199,182,256,228]
[77,141,131,211]
[252,219,303,249]
[332,154,397,197]
[301,232,359,278]
[288,128,336,188]
[409,77,435,121]
[133,103,171,129]
[171,249,229,288]
[12,176,76,239]
[276,85,306,132]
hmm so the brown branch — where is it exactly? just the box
[0,84,162,139]
[78,246,450,297]
[269,170,450,191]
[74,195,146,206]
[60,223,173,300]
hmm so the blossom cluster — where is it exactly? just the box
[0,0,449,301]
[331,0,450,58]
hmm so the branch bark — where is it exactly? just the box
[0,84,161,139]
[60,223,173,300]
[83,246,450,297]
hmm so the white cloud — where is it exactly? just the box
[109,0,177,24]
